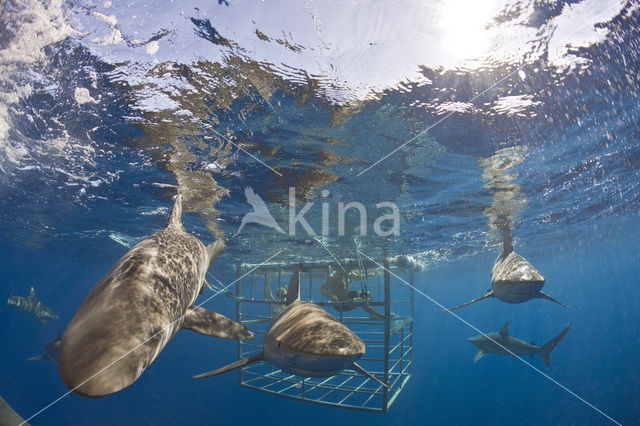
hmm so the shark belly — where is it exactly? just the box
[264,348,362,377]
[492,280,545,303]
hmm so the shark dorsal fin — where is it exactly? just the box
[166,194,183,229]
[285,265,301,306]
[499,322,509,337]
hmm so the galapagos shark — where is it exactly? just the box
[194,266,388,388]
[28,328,63,364]
[59,195,253,397]
[468,322,573,366]
[7,287,58,324]
[445,223,567,311]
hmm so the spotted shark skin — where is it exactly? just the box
[194,266,388,388]
[59,195,252,398]
[6,287,58,324]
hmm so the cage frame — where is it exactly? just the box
[234,258,415,413]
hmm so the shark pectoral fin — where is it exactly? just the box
[182,306,253,340]
[352,363,389,389]
[537,291,569,308]
[193,353,265,379]
[473,350,486,363]
[199,280,213,296]
[444,291,494,312]
[27,354,48,361]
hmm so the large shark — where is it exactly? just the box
[194,266,387,387]
[7,287,58,324]
[445,223,567,311]
[59,195,253,397]
[469,322,573,366]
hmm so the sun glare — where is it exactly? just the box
[438,0,499,66]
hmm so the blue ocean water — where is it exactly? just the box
[1,0,639,425]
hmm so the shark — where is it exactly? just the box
[28,328,63,364]
[7,287,58,324]
[1,395,29,426]
[445,222,567,311]
[194,266,387,388]
[58,194,253,397]
[468,322,573,366]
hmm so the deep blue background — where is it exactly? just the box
[2,217,637,425]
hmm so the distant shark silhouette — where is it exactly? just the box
[7,287,58,324]
[194,266,388,388]
[445,222,567,311]
[235,187,284,235]
[28,328,62,364]
[469,322,573,366]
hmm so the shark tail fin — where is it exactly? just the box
[537,291,569,309]
[27,354,48,361]
[6,288,11,307]
[206,240,226,266]
[193,352,265,379]
[352,362,389,389]
[444,291,493,312]
[539,322,573,367]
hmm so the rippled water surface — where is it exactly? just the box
[1,1,639,425]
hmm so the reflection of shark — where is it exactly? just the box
[59,195,252,397]
[194,266,387,388]
[28,329,63,364]
[445,223,567,311]
[236,187,284,235]
[7,287,58,324]
[469,322,573,366]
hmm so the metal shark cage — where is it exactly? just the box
[234,257,415,413]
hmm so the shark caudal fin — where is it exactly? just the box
[285,265,301,306]
[539,322,573,367]
[444,291,494,312]
[181,306,253,340]
[352,362,390,389]
[193,353,265,379]
[537,291,569,309]
[166,193,184,229]
[206,240,226,266]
